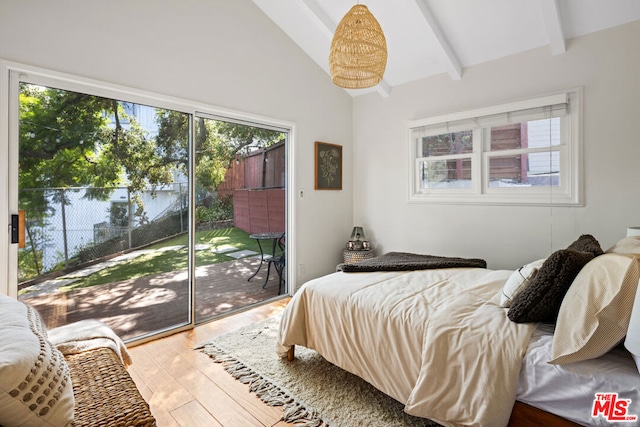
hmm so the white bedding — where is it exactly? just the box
[276,268,537,427]
[518,324,640,427]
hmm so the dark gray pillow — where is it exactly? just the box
[508,249,594,323]
[566,234,604,257]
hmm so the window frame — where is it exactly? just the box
[408,88,583,206]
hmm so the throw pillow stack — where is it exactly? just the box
[507,234,603,323]
[501,234,640,368]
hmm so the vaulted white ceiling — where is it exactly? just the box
[252,0,640,97]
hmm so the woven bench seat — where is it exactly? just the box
[65,347,156,427]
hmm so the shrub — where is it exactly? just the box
[196,196,233,223]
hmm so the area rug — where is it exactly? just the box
[197,315,441,427]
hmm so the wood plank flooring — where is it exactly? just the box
[127,298,295,427]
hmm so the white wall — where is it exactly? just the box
[353,21,640,270]
[0,0,353,294]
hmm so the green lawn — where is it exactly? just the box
[60,227,263,291]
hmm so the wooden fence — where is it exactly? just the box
[219,141,286,234]
[219,141,285,198]
[233,188,285,234]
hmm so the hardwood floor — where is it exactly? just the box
[127,298,294,427]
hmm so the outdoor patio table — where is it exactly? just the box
[247,232,286,288]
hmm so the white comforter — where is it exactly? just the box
[276,268,537,427]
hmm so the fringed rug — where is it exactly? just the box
[196,315,441,427]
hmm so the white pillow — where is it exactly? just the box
[500,259,545,308]
[550,254,640,364]
[606,236,640,255]
[0,295,75,427]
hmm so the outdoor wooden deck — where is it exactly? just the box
[21,257,285,341]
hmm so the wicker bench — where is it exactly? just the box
[65,347,156,427]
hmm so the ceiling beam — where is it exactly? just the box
[539,0,566,55]
[300,0,335,35]
[300,0,392,96]
[414,0,462,81]
[375,79,391,98]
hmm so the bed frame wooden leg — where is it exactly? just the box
[287,345,295,361]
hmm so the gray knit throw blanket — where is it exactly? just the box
[339,251,487,272]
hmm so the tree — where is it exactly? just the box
[155,111,285,193]
[20,83,285,211]
[19,84,176,212]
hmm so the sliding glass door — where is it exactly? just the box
[193,114,287,323]
[7,66,289,342]
[16,82,192,341]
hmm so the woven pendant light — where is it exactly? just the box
[329,4,387,89]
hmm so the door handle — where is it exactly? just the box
[10,210,25,248]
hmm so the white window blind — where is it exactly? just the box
[412,93,568,137]
[408,89,582,206]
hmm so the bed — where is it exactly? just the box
[276,235,640,427]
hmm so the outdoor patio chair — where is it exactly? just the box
[263,233,286,294]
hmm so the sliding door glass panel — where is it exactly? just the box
[193,116,287,323]
[17,83,191,341]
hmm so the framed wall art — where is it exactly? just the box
[314,141,342,190]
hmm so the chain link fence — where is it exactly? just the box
[19,184,188,283]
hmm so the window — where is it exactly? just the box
[408,89,582,205]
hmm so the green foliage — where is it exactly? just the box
[18,217,51,281]
[20,85,119,212]
[18,248,42,283]
[196,196,233,223]
[109,202,129,227]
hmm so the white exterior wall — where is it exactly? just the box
[352,21,640,270]
[39,186,183,271]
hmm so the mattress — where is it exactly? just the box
[517,324,640,426]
